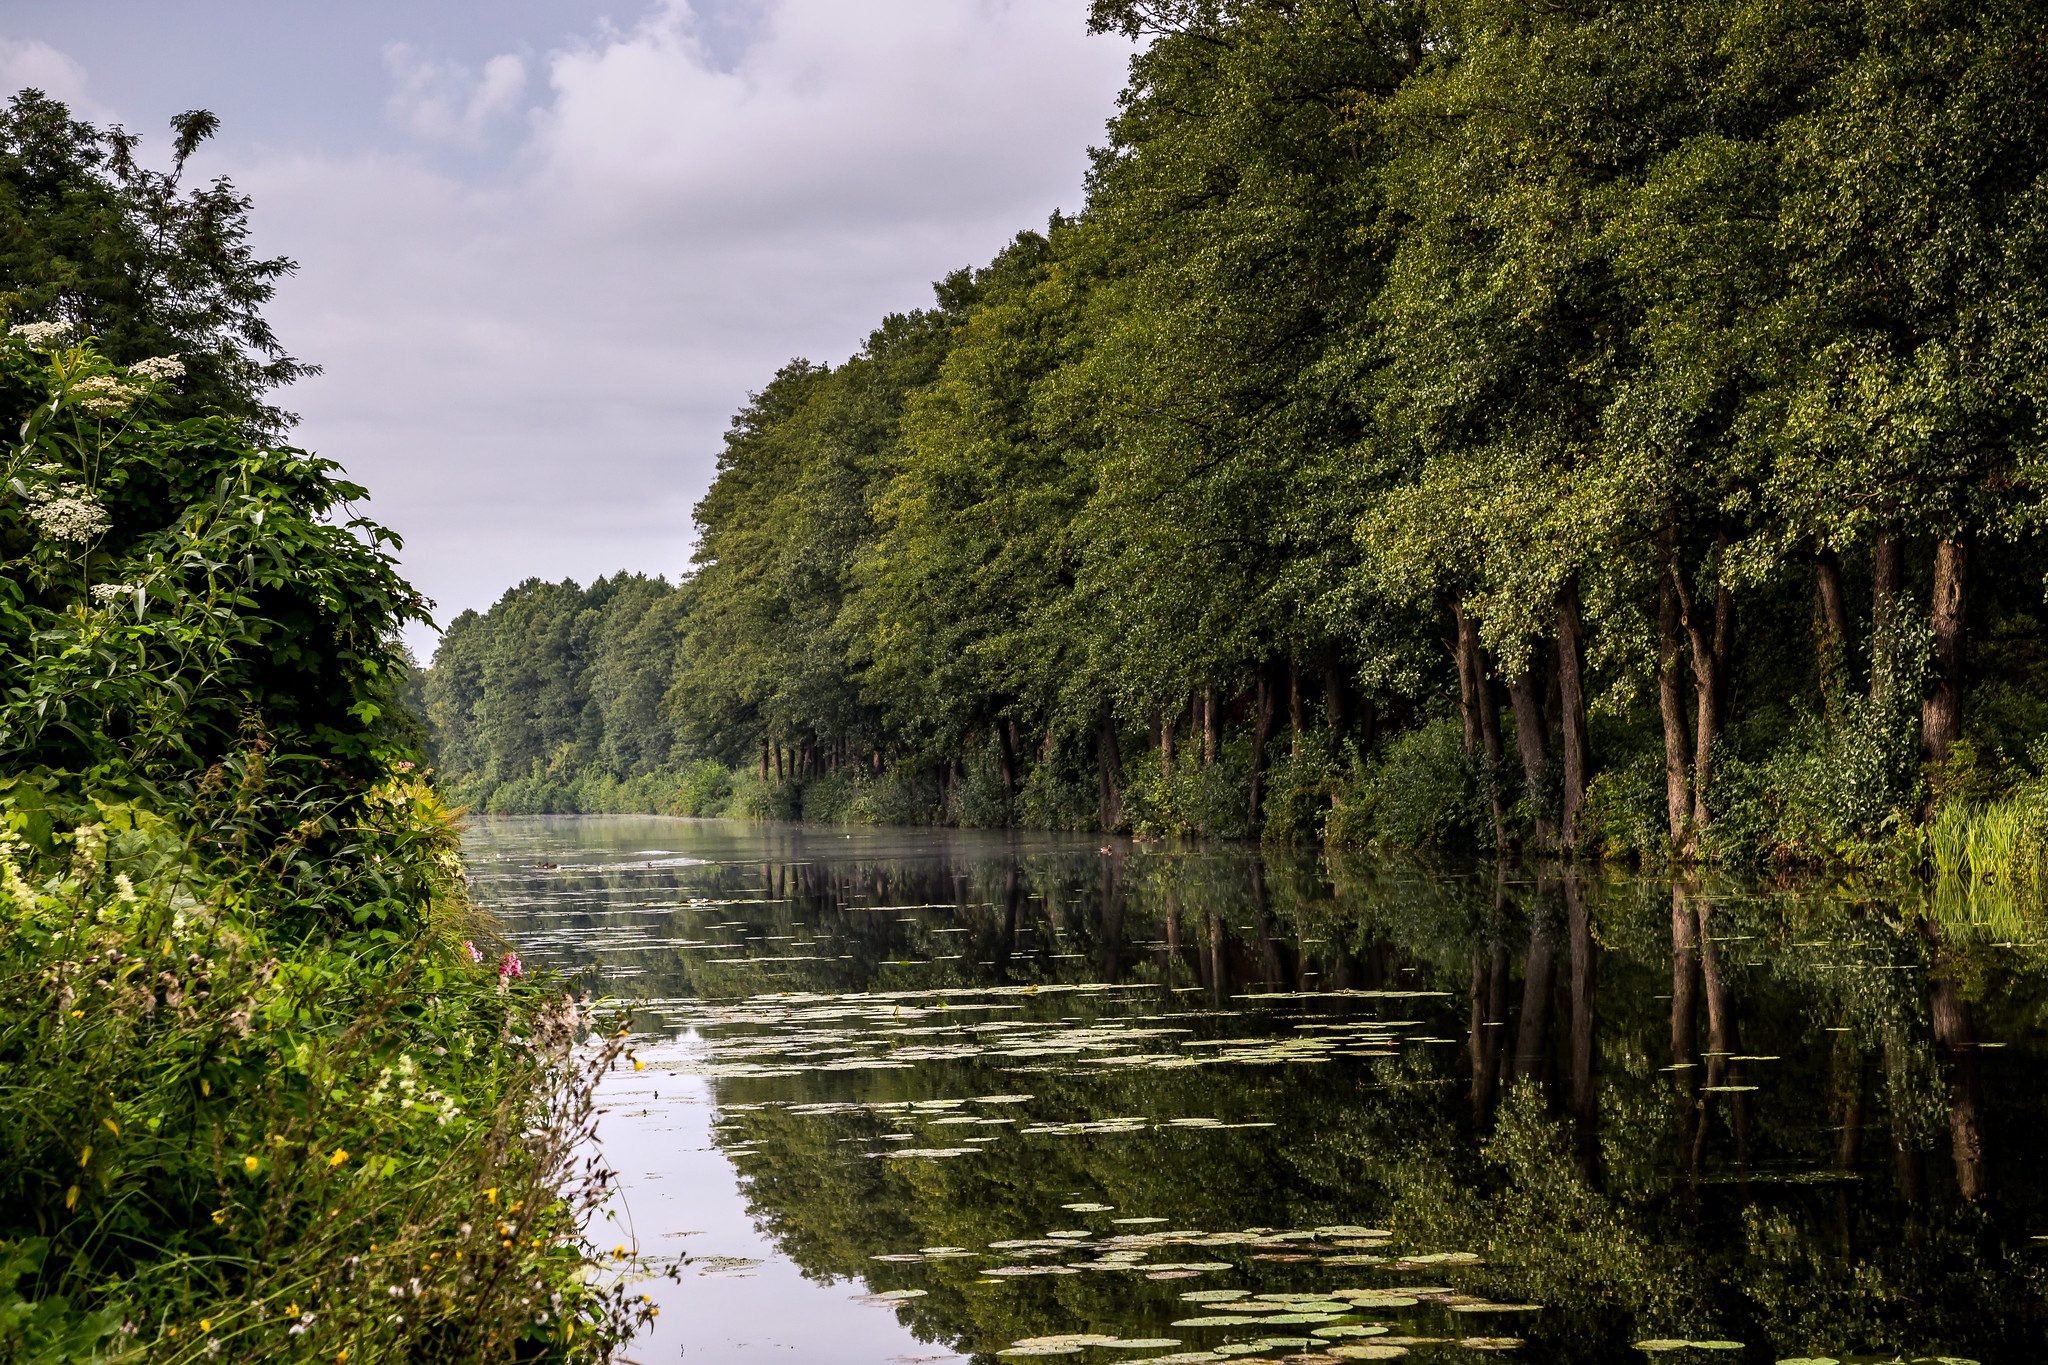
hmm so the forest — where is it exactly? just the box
[421,0,2048,875]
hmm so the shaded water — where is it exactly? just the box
[463,815,2048,1365]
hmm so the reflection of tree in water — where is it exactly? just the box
[488,829,2048,1360]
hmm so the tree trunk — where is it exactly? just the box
[1870,528,1904,704]
[1202,687,1221,765]
[1248,666,1277,837]
[1658,524,1695,850]
[774,744,785,785]
[1455,603,1508,848]
[1288,656,1304,759]
[998,717,1019,803]
[1322,648,1348,750]
[1097,697,1122,831]
[1815,549,1850,704]
[1556,583,1592,853]
[1670,883,1701,1104]
[1159,704,1175,780]
[1670,525,1731,837]
[1922,537,1968,771]
[759,738,770,784]
[1508,660,1556,851]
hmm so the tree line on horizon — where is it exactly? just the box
[421,0,2048,869]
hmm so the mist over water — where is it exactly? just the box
[465,815,2046,1365]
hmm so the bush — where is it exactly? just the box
[1326,719,1485,853]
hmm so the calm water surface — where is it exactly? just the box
[462,815,2048,1365]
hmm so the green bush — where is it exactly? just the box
[1326,719,1485,853]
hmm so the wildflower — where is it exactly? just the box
[328,1148,349,1167]
[205,1339,221,1357]
[243,1155,259,1172]
[71,374,146,412]
[9,320,73,346]
[64,1185,79,1209]
[128,355,185,382]
[464,940,482,964]
[200,1320,212,1332]
[212,1210,226,1224]
[25,485,109,543]
[498,953,523,980]
[114,874,137,904]
[89,582,138,605]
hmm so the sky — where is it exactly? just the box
[0,2,1135,658]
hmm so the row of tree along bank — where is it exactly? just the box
[422,0,2048,876]
[0,96,650,1362]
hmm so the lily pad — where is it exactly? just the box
[1183,1291,1253,1303]
[1106,1341,1184,1350]
[1313,1328,1390,1339]
[1457,1340,1524,1351]
[1448,1304,1542,1314]
[1636,1343,1743,1354]
[1328,1347,1408,1361]
[1062,1202,1115,1212]
[1174,1316,1269,1328]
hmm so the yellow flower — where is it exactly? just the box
[328,1148,349,1167]
[243,1155,259,1171]
[633,1059,645,1071]
[212,1210,226,1225]
[286,1304,298,1317]
[64,1185,79,1209]
[200,1320,212,1332]
[103,1118,119,1135]
[484,1187,498,1205]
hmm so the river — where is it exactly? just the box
[461,814,2044,1365]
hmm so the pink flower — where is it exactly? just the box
[464,941,483,964]
[395,760,415,772]
[498,953,523,980]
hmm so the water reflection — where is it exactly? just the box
[466,816,2046,1365]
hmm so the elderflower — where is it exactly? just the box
[71,374,147,413]
[9,320,73,347]
[25,485,109,543]
[90,582,138,604]
[128,355,186,382]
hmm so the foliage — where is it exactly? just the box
[0,267,652,1356]
[419,0,2048,877]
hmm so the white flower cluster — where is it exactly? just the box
[90,582,138,604]
[25,484,110,543]
[128,355,185,382]
[71,374,147,414]
[365,1054,462,1126]
[9,320,74,347]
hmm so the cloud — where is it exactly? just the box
[0,35,107,119]
[383,44,528,145]
[25,2,1134,654]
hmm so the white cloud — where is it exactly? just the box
[0,35,107,119]
[383,43,528,145]
[26,3,1135,654]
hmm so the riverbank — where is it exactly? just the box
[439,729,2048,897]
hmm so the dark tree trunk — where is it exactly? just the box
[1670,884,1701,1104]
[1248,666,1277,837]
[1455,603,1508,847]
[998,718,1018,803]
[1099,848,1125,985]
[1288,656,1304,758]
[1871,527,1904,704]
[1322,647,1347,749]
[1658,524,1695,850]
[1202,686,1221,765]
[1816,549,1850,703]
[1159,704,1175,779]
[774,744,785,785]
[1508,660,1556,851]
[1669,525,1731,837]
[1096,697,1122,831]
[759,738,770,784]
[1556,583,1592,853]
[1922,537,1968,772]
